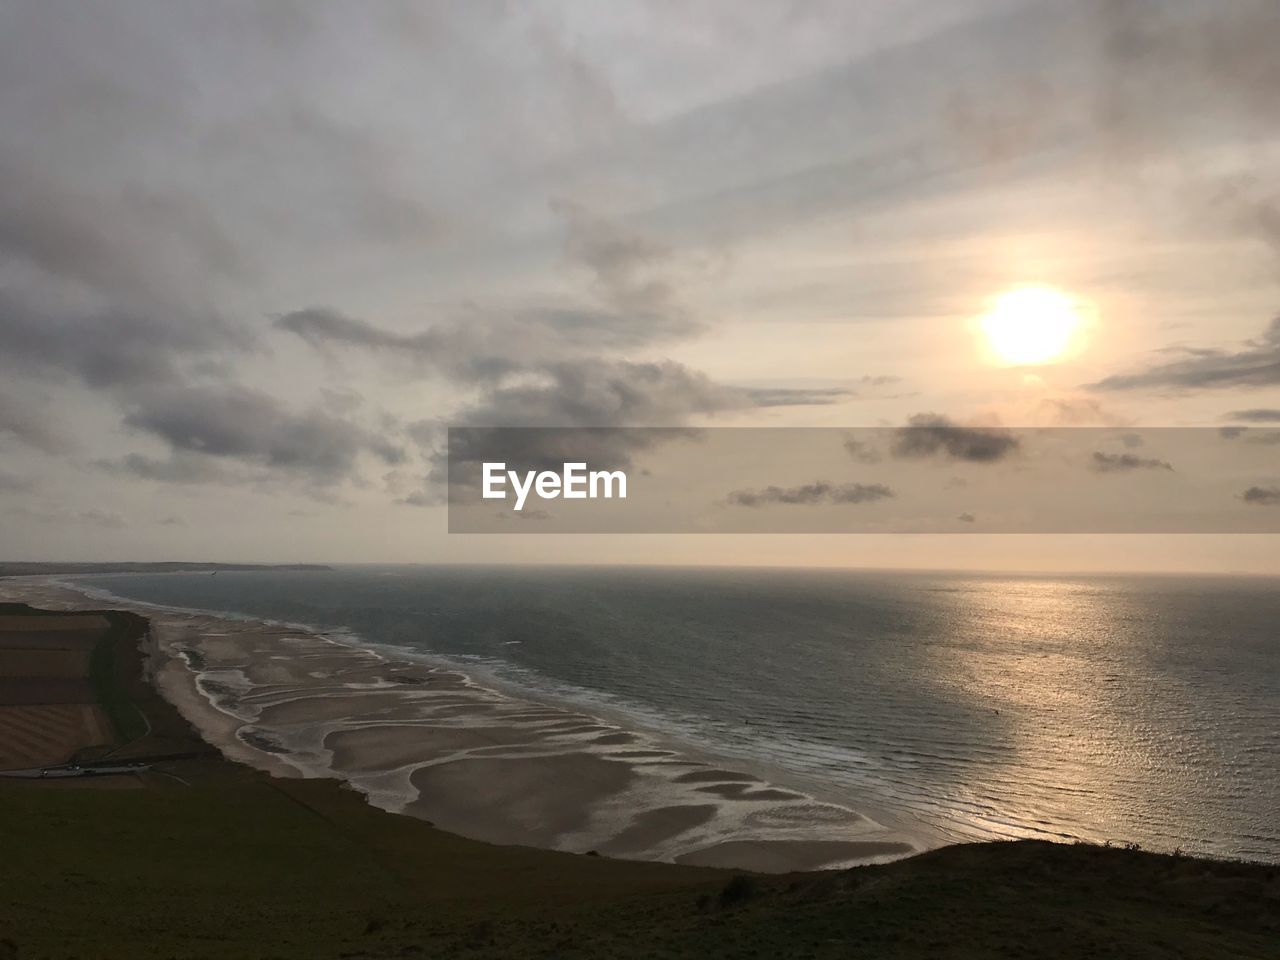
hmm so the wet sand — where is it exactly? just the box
[0,576,930,872]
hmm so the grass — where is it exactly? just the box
[86,611,150,745]
[0,602,1277,958]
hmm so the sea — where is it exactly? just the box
[68,565,1280,863]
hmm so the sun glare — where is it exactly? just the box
[980,284,1084,366]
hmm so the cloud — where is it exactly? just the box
[1090,317,1280,392]
[5,0,1274,528]
[1241,486,1280,505]
[414,358,840,505]
[1219,426,1247,440]
[278,203,706,382]
[119,385,404,485]
[79,509,126,529]
[892,414,1020,463]
[279,300,692,382]
[552,199,699,341]
[1033,397,1127,426]
[95,452,239,486]
[274,305,514,381]
[0,157,251,302]
[0,388,67,453]
[276,307,433,356]
[843,436,882,464]
[0,289,252,392]
[727,481,894,508]
[0,472,34,493]
[1090,451,1173,473]
[9,505,128,528]
[1094,0,1280,150]
[957,511,976,523]
[1225,408,1280,422]
[1120,432,1145,449]
[209,102,438,248]
[747,386,850,407]
[0,4,463,504]
[455,359,761,428]
[397,488,441,508]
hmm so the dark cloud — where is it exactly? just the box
[275,305,456,370]
[1219,426,1247,440]
[729,482,829,507]
[1090,317,1280,392]
[426,360,737,503]
[277,307,424,355]
[552,199,699,342]
[0,4,458,505]
[843,436,882,464]
[1241,485,1280,505]
[1090,451,1173,473]
[892,414,1020,463]
[747,386,850,407]
[1225,408,1280,422]
[0,290,252,391]
[957,512,976,523]
[120,385,404,485]
[0,472,34,493]
[444,426,697,501]
[1120,432,1145,449]
[1032,397,1124,426]
[278,203,705,382]
[0,388,67,453]
[727,481,893,508]
[404,359,848,506]
[0,159,251,301]
[398,488,442,508]
[455,360,747,427]
[279,301,698,382]
[275,298,678,383]
[96,452,239,486]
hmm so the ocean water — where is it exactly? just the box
[71,565,1280,862]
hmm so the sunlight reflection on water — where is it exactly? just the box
[75,567,1280,861]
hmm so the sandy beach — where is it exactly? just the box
[0,576,927,872]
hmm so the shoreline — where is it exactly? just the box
[0,575,931,873]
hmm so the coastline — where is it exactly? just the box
[0,575,929,873]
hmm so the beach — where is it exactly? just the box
[0,576,924,873]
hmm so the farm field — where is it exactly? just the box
[0,610,112,768]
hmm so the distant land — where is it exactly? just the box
[0,562,331,578]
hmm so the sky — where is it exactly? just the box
[1,0,1278,572]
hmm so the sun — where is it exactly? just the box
[979,284,1085,366]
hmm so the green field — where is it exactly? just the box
[1,603,1276,959]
